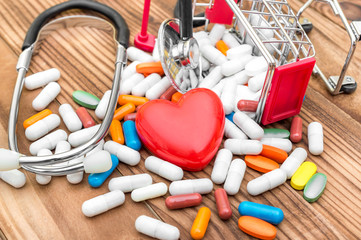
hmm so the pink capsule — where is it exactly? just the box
[76,107,95,128]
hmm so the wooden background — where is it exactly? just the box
[0,0,360,239]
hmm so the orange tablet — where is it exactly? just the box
[245,155,279,173]
[260,145,288,163]
[238,216,277,240]
[136,61,164,76]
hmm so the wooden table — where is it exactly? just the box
[0,0,360,239]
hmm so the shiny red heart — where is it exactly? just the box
[136,88,225,171]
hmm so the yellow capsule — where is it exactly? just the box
[191,207,211,239]
[113,103,135,121]
[291,161,317,190]
[23,109,52,129]
[118,95,149,106]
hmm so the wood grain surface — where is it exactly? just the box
[0,0,360,239]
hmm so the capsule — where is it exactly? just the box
[82,190,125,217]
[95,90,111,120]
[225,112,235,123]
[113,103,136,121]
[25,68,61,90]
[135,215,180,240]
[68,124,100,147]
[215,188,232,220]
[145,156,183,181]
[290,116,303,143]
[122,61,140,79]
[224,159,246,195]
[23,109,52,129]
[132,73,162,97]
[145,76,172,100]
[108,173,152,192]
[237,100,258,112]
[198,66,223,89]
[222,31,241,48]
[29,129,67,155]
[32,82,61,111]
[211,149,233,184]
[25,114,60,141]
[224,139,263,155]
[171,92,183,103]
[224,118,248,140]
[303,173,327,202]
[103,140,140,166]
[124,112,137,121]
[76,107,95,128]
[131,182,168,202]
[58,104,82,132]
[245,155,279,173]
[280,148,307,179]
[66,156,84,184]
[88,154,119,188]
[220,78,237,114]
[127,47,154,62]
[245,56,268,77]
[263,128,290,139]
[238,201,284,225]
[308,122,323,155]
[216,40,229,55]
[165,193,202,210]
[191,207,211,239]
[36,149,52,185]
[221,55,253,77]
[260,138,292,153]
[118,95,149,106]
[136,61,164,76]
[123,120,141,150]
[247,169,287,196]
[290,161,317,190]
[160,86,178,100]
[238,216,277,240]
[226,45,253,60]
[260,145,288,163]
[109,120,124,144]
[0,169,26,188]
[169,178,213,196]
[208,24,226,45]
[248,71,267,92]
[233,111,264,139]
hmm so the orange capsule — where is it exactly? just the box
[160,86,178,100]
[76,107,95,128]
[118,95,149,106]
[237,100,258,112]
[190,207,211,240]
[245,155,279,173]
[124,112,137,121]
[215,188,232,220]
[136,61,164,76]
[260,145,288,163]
[171,92,183,103]
[290,116,303,143]
[109,119,124,144]
[216,40,229,56]
[23,109,52,129]
[113,103,135,121]
[238,216,277,240]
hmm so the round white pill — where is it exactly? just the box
[211,149,233,184]
[83,150,112,173]
[145,156,183,181]
[82,190,125,217]
[245,56,268,77]
[280,147,307,179]
[224,118,248,140]
[108,174,153,192]
[260,138,293,153]
[25,68,60,90]
[308,122,323,155]
[247,168,287,196]
[32,82,61,111]
[0,170,26,188]
[224,159,246,195]
[131,182,168,202]
[224,139,263,155]
[127,47,154,62]
[29,129,67,155]
[132,73,161,97]
[25,114,60,141]
[233,111,264,139]
[103,140,140,166]
[68,124,100,147]
[59,104,82,132]
[135,215,180,240]
[169,178,213,196]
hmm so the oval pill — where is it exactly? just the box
[25,114,60,141]
[32,82,61,111]
[68,124,100,147]
[145,156,183,181]
[136,61,164,76]
[131,182,168,202]
[263,128,290,139]
[123,120,141,151]
[109,119,124,145]
[113,103,136,121]
[215,188,232,220]
[25,68,60,90]
[135,215,180,240]
[247,169,287,196]
[95,90,111,120]
[290,161,317,190]
[290,116,303,143]
[72,90,100,109]
[238,216,277,240]
[211,149,233,184]
[88,154,119,188]
[59,104,82,132]
[23,109,52,129]
[224,159,246,195]
[308,122,323,155]
[118,95,149,106]
[104,140,140,166]
[169,178,213,196]
[0,170,26,188]
[233,111,264,139]
[245,155,279,173]
[108,173,152,192]
[260,145,288,163]
[165,193,202,210]
[171,92,183,103]
[191,207,211,240]
[29,129,67,155]
[303,173,327,202]
[238,201,284,225]
[82,190,125,217]
[280,147,307,179]
[224,139,263,155]
[76,107,95,128]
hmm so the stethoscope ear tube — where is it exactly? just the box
[22,0,130,50]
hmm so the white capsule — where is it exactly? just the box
[211,79,225,97]
[145,76,172,100]
[66,156,84,184]
[208,24,226,45]
[224,159,246,195]
[59,104,82,132]
[221,55,253,77]
[120,73,145,95]
[224,118,248,140]
[152,39,160,62]
[103,140,140,166]
[233,111,264,139]
[135,215,180,240]
[235,85,260,102]
[29,129,67,155]
[82,190,125,217]
[199,66,223,89]
[226,45,253,60]
[131,182,168,202]
[248,71,267,92]
[0,170,26,188]
[55,140,71,154]
[145,156,183,181]
[220,79,237,115]
[247,168,287,196]
[122,61,141,80]
[36,149,52,185]
[83,150,112,173]
[95,90,111,120]
[68,124,100,147]
[211,149,233,184]
[127,47,154,62]
[223,70,249,85]
[108,174,152,192]
[201,45,227,66]
[85,139,105,157]
[169,178,213,196]
[194,31,208,41]
[224,139,262,155]
[260,138,293,153]
[25,68,60,90]
[25,114,60,141]
[132,73,161,97]
[280,148,307,179]
[200,56,210,71]
[0,149,20,171]
[308,122,323,155]
[32,82,61,111]
[245,56,268,77]
[222,31,241,48]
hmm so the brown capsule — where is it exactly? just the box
[215,188,232,220]
[124,112,137,121]
[76,107,95,128]
[165,193,202,210]
[160,86,178,100]
[290,116,303,143]
[237,100,258,112]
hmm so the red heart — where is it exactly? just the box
[136,88,225,171]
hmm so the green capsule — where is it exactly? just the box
[303,173,327,202]
[72,90,100,109]
[263,128,290,139]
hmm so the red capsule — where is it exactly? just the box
[124,112,137,121]
[237,100,258,112]
[215,188,232,220]
[160,86,178,100]
[165,193,202,210]
[290,116,303,143]
[136,104,144,112]
[76,107,95,128]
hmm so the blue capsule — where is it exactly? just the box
[123,120,142,151]
[238,201,284,225]
[88,154,119,188]
[225,112,235,123]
